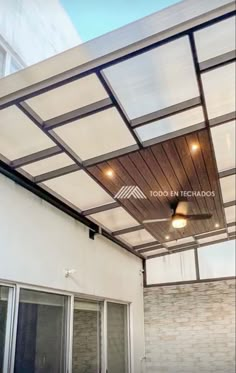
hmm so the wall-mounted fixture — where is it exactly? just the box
[64,269,77,278]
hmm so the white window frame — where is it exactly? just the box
[0,282,16,373]
[0,38,24,77]
[104,299,132,373]
[8,284,73,373]
[0,281,133,373]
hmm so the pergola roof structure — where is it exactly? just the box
[0,0,235,259]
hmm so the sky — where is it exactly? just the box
[60,0,181,42]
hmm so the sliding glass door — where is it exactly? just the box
[107,302,129,373]
[72,299,102,373]
[0,285,12,373]
[0,284,131,373]
[14,289,68,373]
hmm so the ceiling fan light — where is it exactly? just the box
[172,216,187,229]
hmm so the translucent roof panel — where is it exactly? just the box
[165,236,195,247]
[225,206,236,224]
[118,229,156,247]
[228,225,236,234]
[102,37,199,120]
[54,108,136,161]
[0,106,54,160]
[22,153,74,177]
[26,74,108,121]
[202,63,235,119]
[220,175,236,203]
[198,240,235,279]
[42,170,114,210]
[136,107,204,142]
[89,207,139,232]
[142,248,168,257]
[211,121,236,172]
[146,250,196,285]
[194,16,236,62]
[198,233,228,245]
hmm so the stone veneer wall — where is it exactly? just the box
[72,310,99,373]
[144,280,235,373]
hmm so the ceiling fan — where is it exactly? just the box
[143,201,212,229]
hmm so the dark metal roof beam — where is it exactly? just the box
[131,97,201,128]
[113,224,144,236]
[43,98,113,130]
[11,146,62,168]
[82,202,120,216]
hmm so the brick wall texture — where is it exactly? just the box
[144,280,236,373]
[72,310,99,373]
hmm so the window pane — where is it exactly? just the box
[9,58,22,74]
[107,302,129,373]
[198,240,236,279]
[0,47,5,77]
[0,286,9,373]
[73,300,101,373]
[14,289,68,373]
[146,250,196,284]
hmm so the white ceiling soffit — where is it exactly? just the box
[0,0,234,102]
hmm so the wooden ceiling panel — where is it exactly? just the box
[88,129,225,244]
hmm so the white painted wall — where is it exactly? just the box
[0,0,80,66]
[0,174,145,372]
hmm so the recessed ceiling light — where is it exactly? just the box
[105,169,114,178]
[191,143,199,152]
[165,235,170,240]
[215,223,220,228]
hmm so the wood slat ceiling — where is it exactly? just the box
[88,129,226,244]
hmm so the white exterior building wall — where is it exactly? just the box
[0,0,80,66]
[0,174,145,372]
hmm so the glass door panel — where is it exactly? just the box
[107,302,129,373]
[0,286,10,373]
[72,299,101,373]
[14,289,68,373]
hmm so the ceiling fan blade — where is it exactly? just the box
[185,214,212,220]
[175,201,189,215]
[143,218,171,224]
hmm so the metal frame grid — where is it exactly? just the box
[0,4,235,259]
